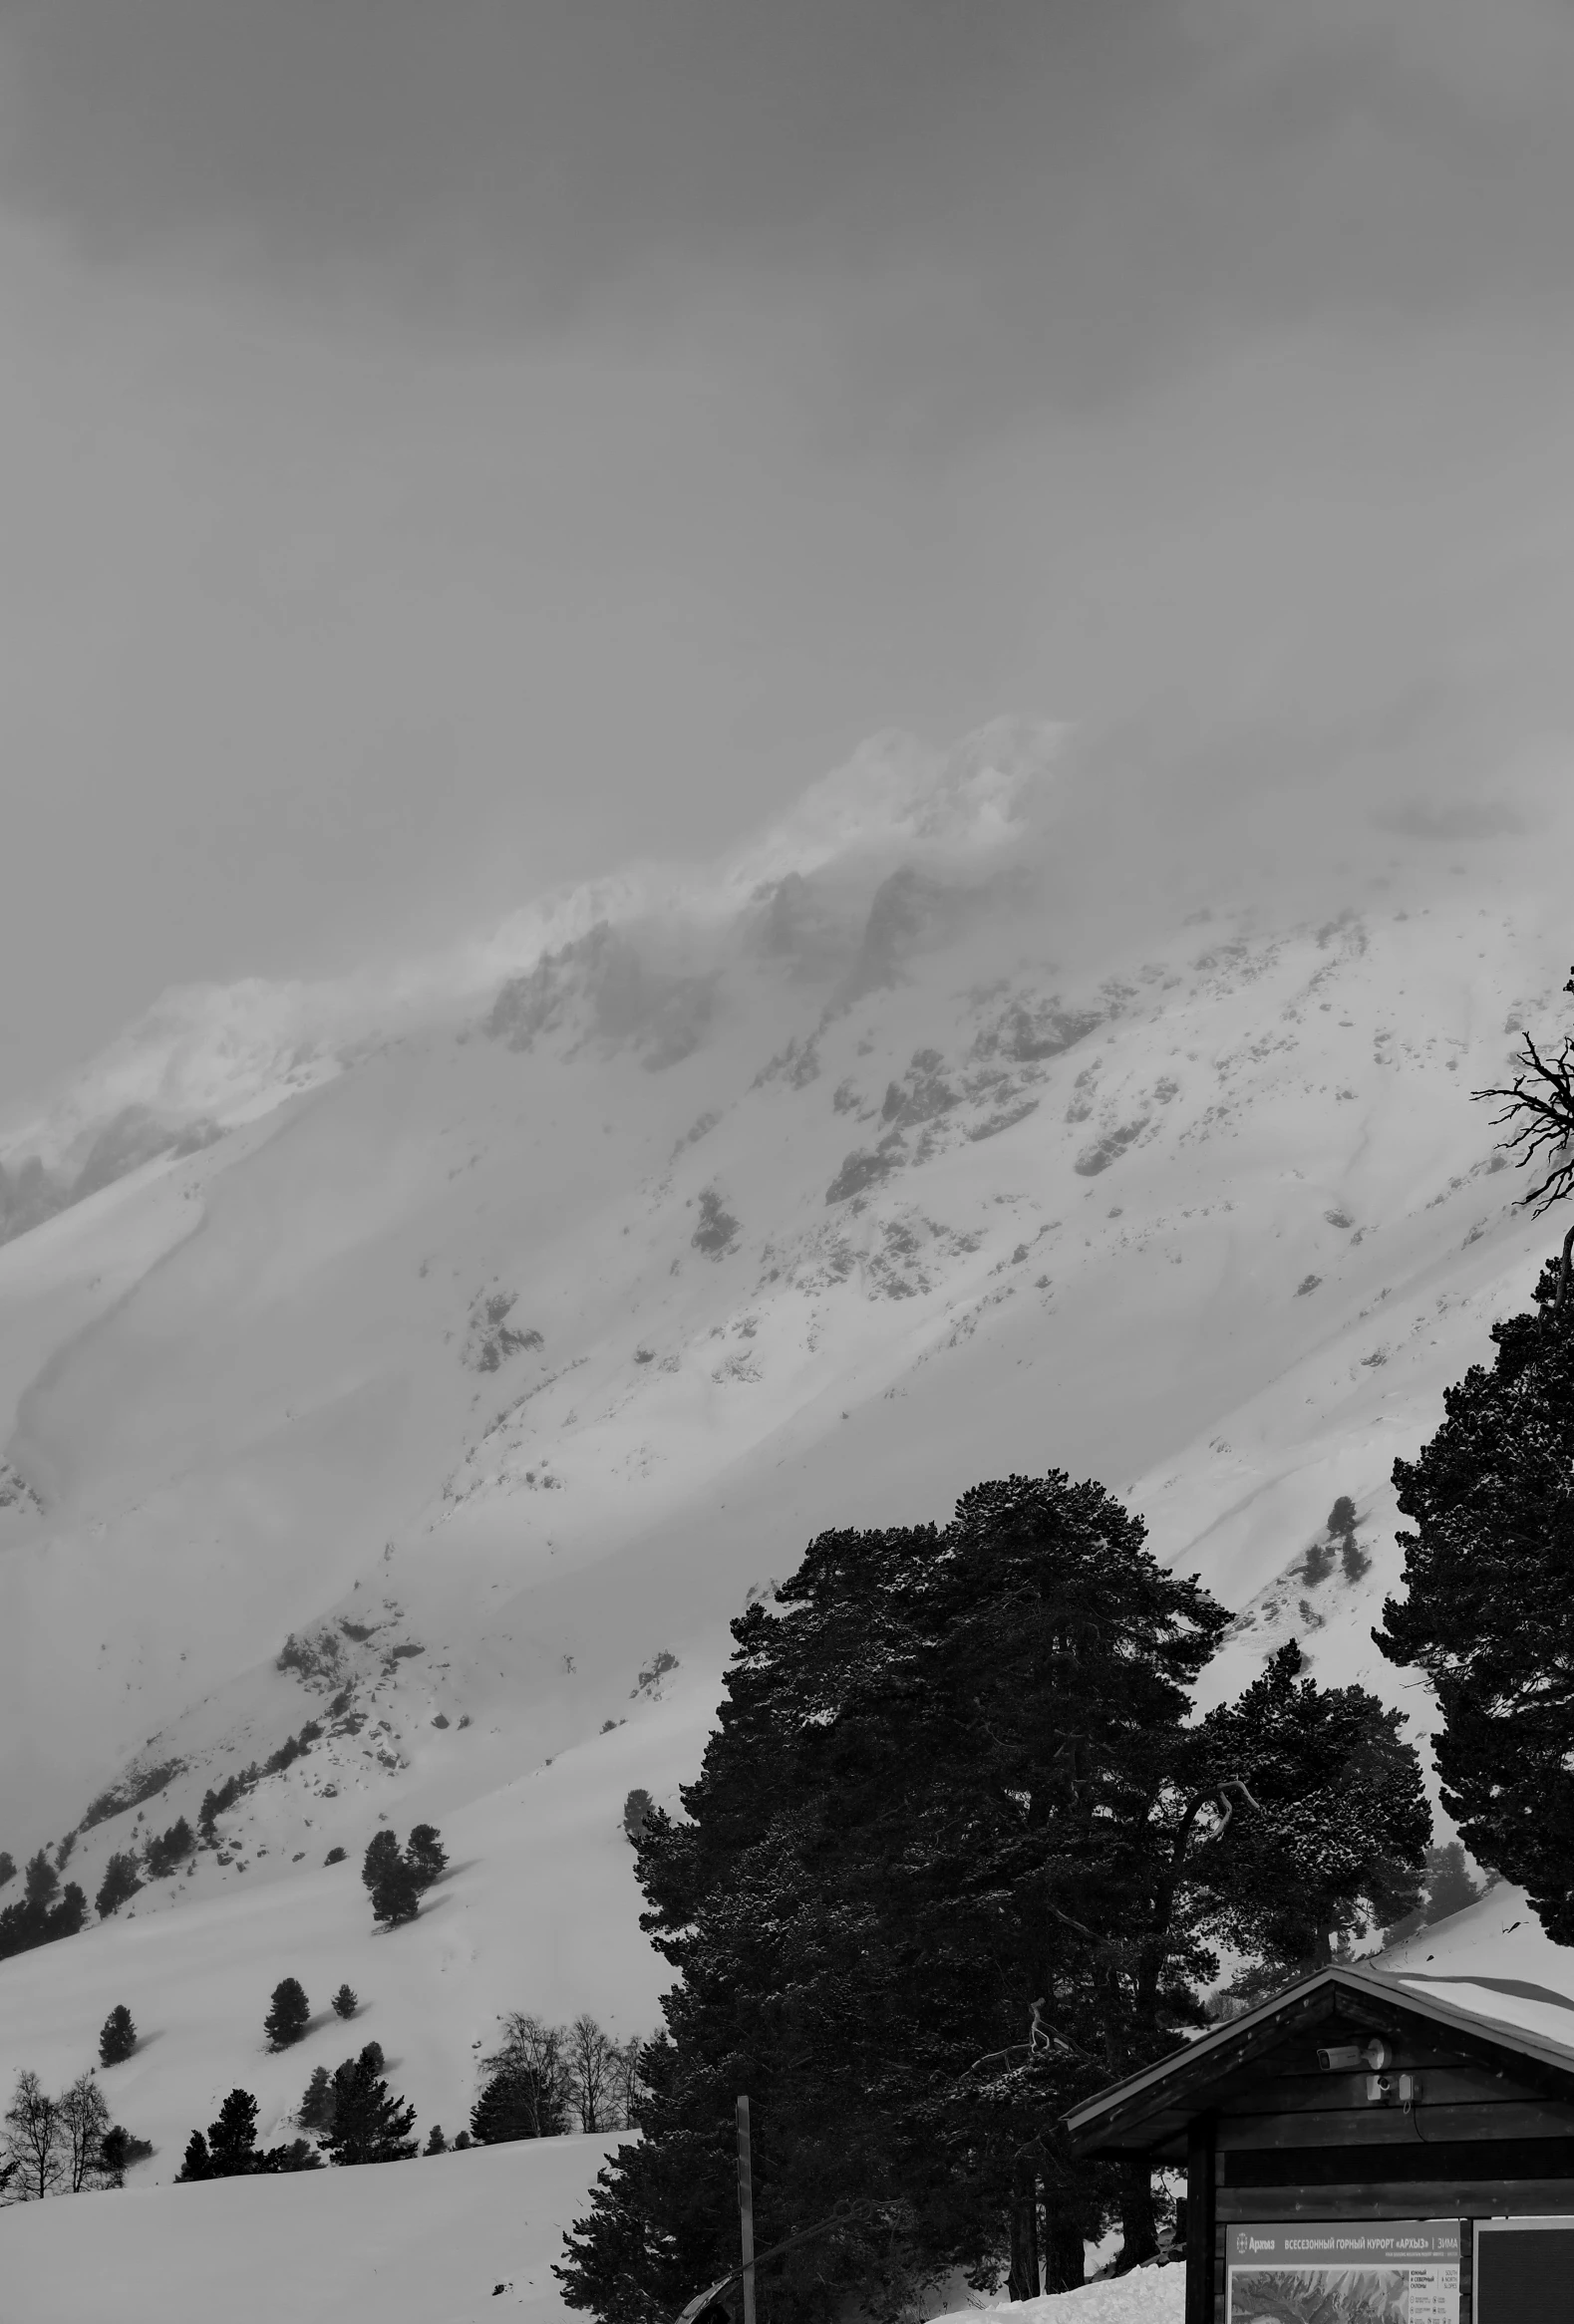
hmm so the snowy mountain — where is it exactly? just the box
[0,717,1569,2301]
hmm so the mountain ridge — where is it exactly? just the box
[0,717,1567,2205]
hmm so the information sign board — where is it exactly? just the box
[1225,2219,1459,2323]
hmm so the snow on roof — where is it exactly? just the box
[1389,1971,1574,2058]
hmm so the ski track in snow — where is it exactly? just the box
[0,726,1569,2318]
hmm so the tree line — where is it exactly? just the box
[176,2010,647,2180]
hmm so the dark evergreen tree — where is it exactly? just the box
[321,2054,418,2166]
[144,1817,193,1879]
[205,2089,260,2177]
[406,1824,447,1888]
[356,2040,386,2079]
[264,1976,311,2049]
[1192,1640,1427,1976]
[0,1851,86,1961]
[1424,1840,1484,1922]
[453,2130,472,2150]
[1376,1258,1574,1942]
[299,2064,336,2133]
[176,2129,211,2182]
[558,1470,1427,2324]
[53,1882,87,1938]
[361,1830,403,1893]
[424,2124,447,2155]
[99,2004,138,2066]
[99,2125,131,2185]
[0,1851,14,1886]
[95,1853,143,1919]
[252,2137,324,2173]
[370,1857,423,1926]
[471,2073,544,2146]
[331,1982,359,2019]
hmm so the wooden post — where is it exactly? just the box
[737,2096,757,2324]
[1185,2115,1217,2324]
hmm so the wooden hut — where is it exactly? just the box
[1064,1962,1574,2322]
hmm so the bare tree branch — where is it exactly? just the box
[1475,972,1574,1215]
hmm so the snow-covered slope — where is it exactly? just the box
[0,2131,632,2324]
[0,719,1569,2315]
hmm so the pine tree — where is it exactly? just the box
[0,1851,13,1887]
[370,1857,423,1926]
[361,1830,402,1893]
[252,2137,324,2174]
[264,1977,311,2049]
[406,1824,447,1888]
[557,1469,1425,2322]
[356,2040,385,2078]
[0,1850,86,1964]
[95,1853,143,1919]
[1192,1639,1427,1975]
[52,1884,88,1939]
[424,2124,448,2155]
[23,1852,56,1910]
[99,2125,131,2186]
[1424,1840,1484,1923]
[176,2129,211,2182]
[144,1817,193,1880]
[99,2004,137,2066]
[1376,1256,1574,1941]
[321,2054,418,2166]
[299,2064,336,2133]
[470,2073,541,2146]
[331,1982,358,2020]
[205,2089,260,2177]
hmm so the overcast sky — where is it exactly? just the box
[6,0,1574,1093]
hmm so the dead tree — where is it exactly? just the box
[1477,973,1574,1215]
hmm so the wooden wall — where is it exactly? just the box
[1181,2028,1574,2324]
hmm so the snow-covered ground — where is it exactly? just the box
[1,722,1571,2315]
[932,2275,1185,2324]
[0,2130,629,2324]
